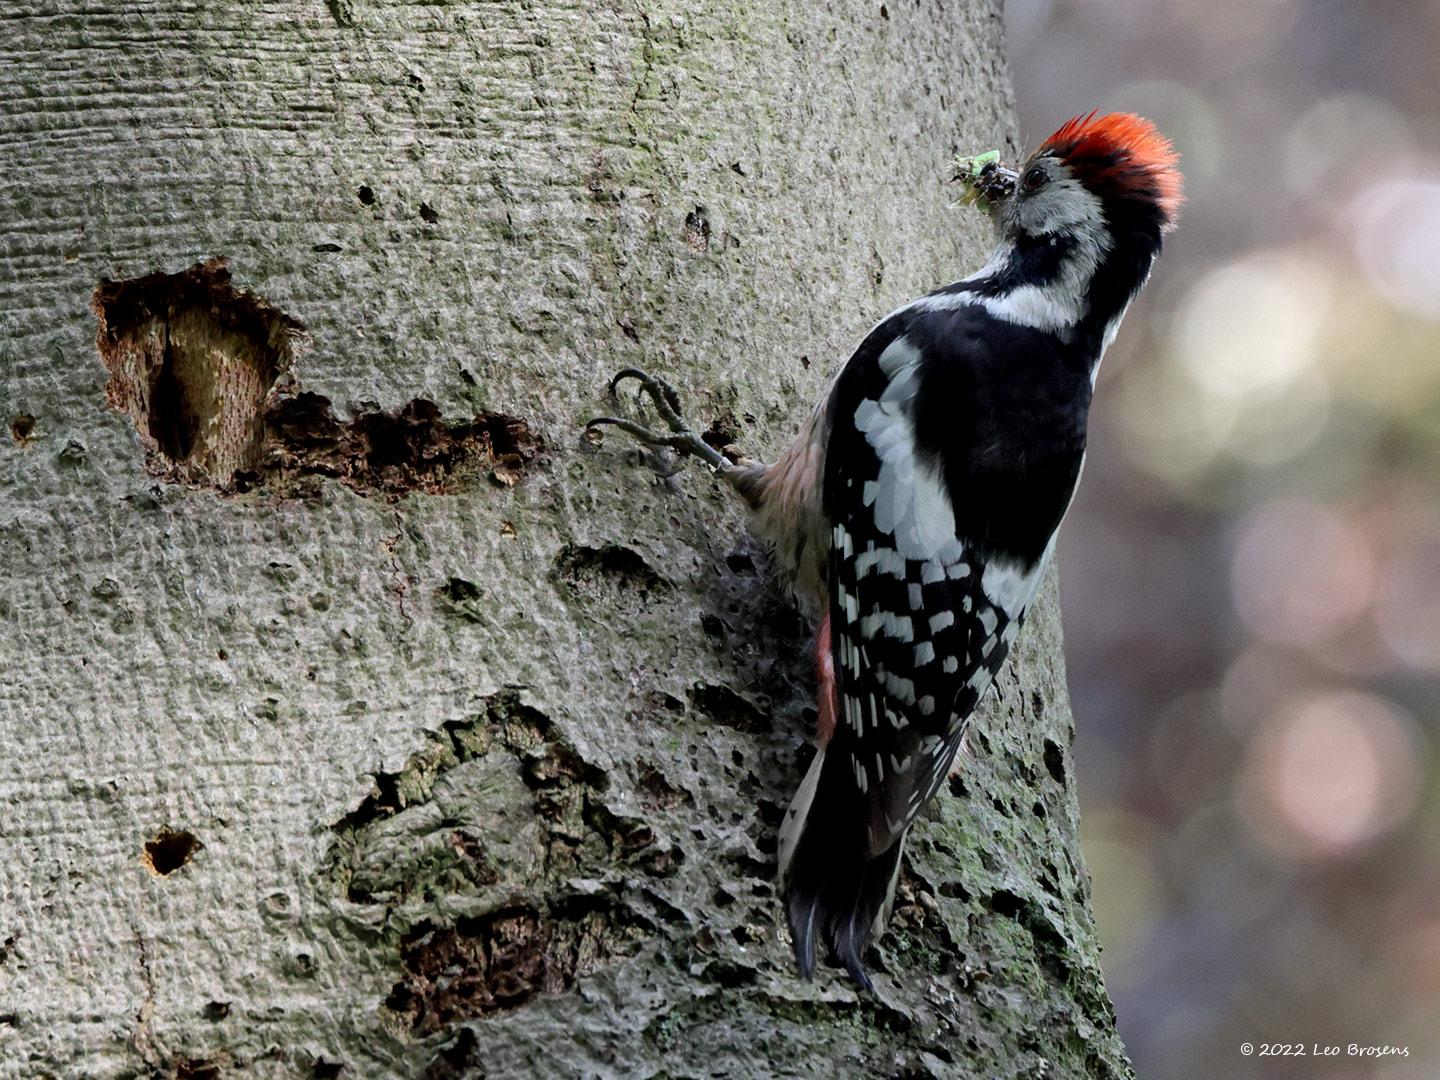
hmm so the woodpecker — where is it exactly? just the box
[589,113,1181,988]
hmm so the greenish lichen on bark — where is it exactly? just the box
[0,0,1131,1077]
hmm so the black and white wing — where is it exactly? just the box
[780,303,1086,985]
[821,311,1045,854]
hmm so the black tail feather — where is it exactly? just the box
[780,749,905,990]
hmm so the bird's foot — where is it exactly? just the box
[586,367,733,475]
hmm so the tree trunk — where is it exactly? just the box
[0,3,1131,1077]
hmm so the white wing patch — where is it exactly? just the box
[852,336,966,564]
[979,536,1055,621]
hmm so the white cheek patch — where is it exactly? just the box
[1021,175,1106,237]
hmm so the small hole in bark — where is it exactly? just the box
[357,184,376,205]
[938,880,972,902]
[684,207,711,252]
[724,551,755,574]
[313,1061,345,1080]
[201,1000,230,1021]
[419,202,440,224]
[143,828,202,876]
[173,1060,222,1080]
[93,258,304,486]
[10,414,35,445]
[1043,738,1066,786]
[688,683,769,734]
[636,762,692,809]
[553,544,668,604]
[439,577,481,602]
[432,1028,481,1075]
[986,889,1024,918]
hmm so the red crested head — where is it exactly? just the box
[1039,112,1183,231]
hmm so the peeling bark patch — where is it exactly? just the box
[324,692,670,1031]
[94,258,304,485]
[253,393,540,497]
[95,261,541,495]
[329,694,548,833]
[385,901,645,1032]
[143,829,202,876]
[327,693,666,895]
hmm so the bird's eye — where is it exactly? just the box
[1022,166,1047,192]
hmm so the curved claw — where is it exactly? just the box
[607,367,686,431]
[585,415,661,441]
[585,415,728,473]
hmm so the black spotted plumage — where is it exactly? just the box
[782,307,1098,986]
[768,114,1177,989]
[597,114,1178,993]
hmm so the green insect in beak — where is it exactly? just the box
[952,149,1019,208]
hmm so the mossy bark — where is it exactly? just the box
[0,2,1132,1077]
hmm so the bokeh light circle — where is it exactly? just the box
[1349,179,1440,321]
[1239,691,1422,858]
[1230,499,1374,647]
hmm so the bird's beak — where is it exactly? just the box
[951,150,1018,209]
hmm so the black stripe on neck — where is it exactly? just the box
[1077,197,1165,344]
[930,231,1077,301]
[970,232,1077,295]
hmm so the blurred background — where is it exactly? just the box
[1004,0,1440,1076]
